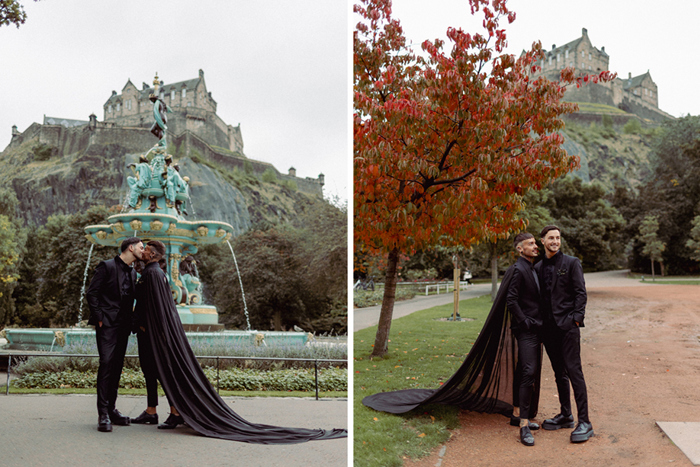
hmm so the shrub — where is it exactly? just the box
[244,160,254,174]
[33,144,54,161]
[354,287,416,308]
[623,118,642,134]
[261,168,278,183]
[11,367,347,392]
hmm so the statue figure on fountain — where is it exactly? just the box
[126,155,152,209]
[149,73,172,148]
[179,255,201,305]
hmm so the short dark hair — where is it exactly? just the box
[513,232,534,249]
[539,225,561,239]
[147,240,166,260]
[121,237,142,253]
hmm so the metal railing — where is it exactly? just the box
[2,353,346,400]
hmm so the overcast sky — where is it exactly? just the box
[0,0,349,201]
[389,0,700,118]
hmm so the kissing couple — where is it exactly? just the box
[86,237,346,443]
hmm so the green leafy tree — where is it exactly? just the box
[544,176,625,271]
[12,206,114,327]
[625,116,700,274]
[199,197,347,334]
[639,215,666,280]
[686,215,700,262]
[0,188,26,325]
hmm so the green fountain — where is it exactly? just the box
[3,74,308,351]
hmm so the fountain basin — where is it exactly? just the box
[3,328,308,352]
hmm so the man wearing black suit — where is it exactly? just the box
[506,232,542,446]
[535,225,594,443]
[86,237,145,432]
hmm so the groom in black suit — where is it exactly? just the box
[86,237,144,432]
[506,232,542,446]
[535,225,594,443]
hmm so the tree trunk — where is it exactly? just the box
[273,310,282,331]
[651,259,655,282]
[370,247,399,359]
[660,261,665,277]
[490,242,498,302]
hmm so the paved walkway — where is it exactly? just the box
[0,394,347,466]
[354,270,648,331]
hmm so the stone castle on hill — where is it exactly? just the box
[529,28,674,123]
[7,70,324,196]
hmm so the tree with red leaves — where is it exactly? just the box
[354,0,614,358]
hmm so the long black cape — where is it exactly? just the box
[362,266,541,418]
[140,262,347,443]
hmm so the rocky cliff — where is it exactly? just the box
[0,128,322,233]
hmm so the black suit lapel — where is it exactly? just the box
[113,259,124,298]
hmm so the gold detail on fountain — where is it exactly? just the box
[96,230,107,240]
[112,221,125,233]
[170,253,183,286]
[150,220,164,231]
[130,219,142,231]
[215,228,226,238]
[165,223,177,235]
[225,232,233,242]
[196,226,209,237]
[54,331,66,347]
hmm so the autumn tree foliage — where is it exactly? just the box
[354,0,614,358]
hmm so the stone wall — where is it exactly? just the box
[175,132,323,196]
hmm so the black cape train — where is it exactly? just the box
[139,261,347,443]
[362,266,541,418]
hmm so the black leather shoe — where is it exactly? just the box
[98,414,112,432]
[158,413,185,429]
[509,416,540,430]
[542,413,575,430]
[109,408,131,426]
[131,410,158,425]
[570,421,594,443]
[520,426,535,446]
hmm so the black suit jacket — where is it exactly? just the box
[535,252,587,331]
[86,257,137,327]
[506,256,542,330]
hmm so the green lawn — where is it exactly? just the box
[354,295,493,467]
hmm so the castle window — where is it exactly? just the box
[569,62,573,67]
[126,99,131,110]
[116,103,120,112]
[588,65,592,70]
[171,90,175,101]
[565,50,569,59]
[182,89,186,99]
[557,53,560,61]
[108,105,112,113]
[581,62,584,69]
[589,53,592,60]
[581,51,585,58]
